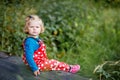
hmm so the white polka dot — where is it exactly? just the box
[49,61,51,63]
[52,68,55,70]
[57,68,60,70]
[35,55,37,57]
[41,64,44,66]
[42,48,45,51]
[63,68,66,71]
[67,66,69,69]
[62,65,65,67]
[54,63,57,65]
[51,64,53,67]
[57,62,60,64]
[44,67,46,69]
[45,62,48,64]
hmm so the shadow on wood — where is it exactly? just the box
[0,51,89,80]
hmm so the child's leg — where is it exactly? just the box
[38,59,70,72]
[49,59,70,72]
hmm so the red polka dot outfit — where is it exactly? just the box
[22,40,70,72]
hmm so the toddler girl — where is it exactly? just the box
[22,15,80,76]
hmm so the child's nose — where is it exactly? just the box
[33,27,36,30]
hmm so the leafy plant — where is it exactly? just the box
[94,60,120,80]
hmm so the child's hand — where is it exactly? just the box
[34,70,40,76]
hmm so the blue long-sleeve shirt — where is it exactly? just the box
[24,37,40,72]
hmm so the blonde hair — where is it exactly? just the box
[24,15,45,34]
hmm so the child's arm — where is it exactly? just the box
[24,38,39,72]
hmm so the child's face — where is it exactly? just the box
[27,21,41,37]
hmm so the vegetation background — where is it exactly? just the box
[0,0,120,80]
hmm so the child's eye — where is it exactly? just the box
[36,26,40,28]
[29,26,34,28]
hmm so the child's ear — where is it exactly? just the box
[40,26,45,33]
